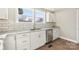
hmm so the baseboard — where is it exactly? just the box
[59,36,79,43]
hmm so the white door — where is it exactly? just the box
[4,34,16,50]
[16,33,30,50]
[0,8,8,19]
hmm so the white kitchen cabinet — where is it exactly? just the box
[30,32,40,49]
[16,33,30,50]
[38,31,46,47]
[30,30,46,50]
[0,8,8,19]
[3,30,46,50]
[4,34,16,50]
[0,39,3,50]
[53,28,60,40]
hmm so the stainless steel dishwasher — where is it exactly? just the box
[46,29,53,43]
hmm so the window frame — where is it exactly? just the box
[16,8,34,23]
[16,8,46,23]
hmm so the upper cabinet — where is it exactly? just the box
[0,8,8,19]
[46,12,56,22]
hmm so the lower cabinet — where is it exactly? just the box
[4,34,16,50]
[0,39,3,50]
[38,31,46,47]
[4,30,46,50]
[16,33,30,50]
[4,33,31,50]
[30,30,46,50]
[53,28,60,40]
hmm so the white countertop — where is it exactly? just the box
[0,30,31,38]
[0,26,60,39]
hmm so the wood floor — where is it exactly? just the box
[37,38,79,50]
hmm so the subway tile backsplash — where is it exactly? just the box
[0,20,9,32]
[0,20,56,32]
[0,21,56,32]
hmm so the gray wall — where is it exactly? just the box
[55,8,76,41]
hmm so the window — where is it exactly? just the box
[35,9,45,22]
[18,8,33,22]
[18,8,45,23]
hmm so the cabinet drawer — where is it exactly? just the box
[18,47,29,50]
[17,40,30,46]
[17,39,30,48]
[16,37,30,43]
[16,32,30,50]
[16,33,30,38]
[17,43,30,50]
[16,33,30,43]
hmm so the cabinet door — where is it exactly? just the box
[0,8,8,19]
[53,28,60,40]
[38,31,46,47]
[30,31,46,50]
[4,34,15,50]
[30,32,39,50]
[0,39,3,50]
[16,33,30,50]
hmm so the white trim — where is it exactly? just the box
[59,36,79,43]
